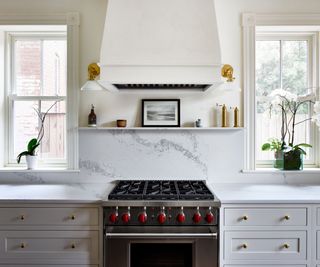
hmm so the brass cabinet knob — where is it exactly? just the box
[284,215,290,220]
[242,243,248,249]
[283,243,290,249]
[20,242,26,249]
[242,215,248,221]
[71,214,76,220]
[20,215,25,221]
[71,243,76,249]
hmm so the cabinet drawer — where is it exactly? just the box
[0,231,99,264]
[0,207,98,226]
[224,208,307,226]
[317,208,320,226]
[224,231,306,260]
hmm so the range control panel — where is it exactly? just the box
[104,206,218,226]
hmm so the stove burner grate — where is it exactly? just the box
[108,180,214,201]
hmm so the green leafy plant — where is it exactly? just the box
[261,138,283,152]
[16,101,58,164]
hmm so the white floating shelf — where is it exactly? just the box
[79,127,244,131]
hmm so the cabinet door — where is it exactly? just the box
[0,231,99,265]
[224,231,307,261]
[224,208,307,226]
[0,207,98,226]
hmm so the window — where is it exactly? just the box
[255,32,317,167]
[242,13,320,170]
[0,14,79,170]
[6,30,67,167]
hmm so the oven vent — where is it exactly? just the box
[113,84,211,91]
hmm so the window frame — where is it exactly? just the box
[0,13,79,170]
[242,13,320,170]
[7,32,67,166]
[255,32,317,168]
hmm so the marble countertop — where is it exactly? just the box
[0,183,319,204]
[0,183,114,204]
[211,183,320,204]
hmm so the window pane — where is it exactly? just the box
[282,40,308,94]
[14,39,66,96]
[256,39,310,162]
[13,101,39,157]
[13,101,66,161]
[40,101,66,159]
[15,40,41,96]
[256,41,280,97]
[43,40,67,96]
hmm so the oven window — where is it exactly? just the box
[131,243,192,267]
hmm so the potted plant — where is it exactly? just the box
[16,102,58,169]
[262,89,316,170]
[261,138,284,169]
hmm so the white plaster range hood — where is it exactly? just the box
[98,0,223,92]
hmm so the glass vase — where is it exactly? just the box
[273,151,283,169]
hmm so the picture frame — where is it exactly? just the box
[142,99,181,127]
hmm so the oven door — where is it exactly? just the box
[104,226,218,267]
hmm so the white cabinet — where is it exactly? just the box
[0,204,101,267]
[220,204,310,267]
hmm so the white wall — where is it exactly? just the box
[0,0,320,184]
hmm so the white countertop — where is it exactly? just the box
[0,183,114,204]
[211,183,320,204]
[0,183,319,204]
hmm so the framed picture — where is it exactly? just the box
[142,99,180,127]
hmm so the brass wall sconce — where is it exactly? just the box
[81,63,104,91]
[221,64,235,82]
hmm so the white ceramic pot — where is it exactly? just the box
[26,155,38,170]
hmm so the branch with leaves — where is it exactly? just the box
[17,101,59,163]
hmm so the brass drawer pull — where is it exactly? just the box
[283,243,290,249]
[20,215,25,221]
[71,214,76,220]
[242,243,248,249]
[284,215,290,220]
[242,215,248,221]
[20,242,26,249]
[71,243,76,249]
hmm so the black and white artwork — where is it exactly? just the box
[142,99,180,127]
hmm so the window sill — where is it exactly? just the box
[0,168,80,173]
[242,168,320,174]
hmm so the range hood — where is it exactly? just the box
[99,0,223,92]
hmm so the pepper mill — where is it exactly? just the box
[221,104,227,127]
[88,104,97,127]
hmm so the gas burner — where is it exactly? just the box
[108,180,214,201]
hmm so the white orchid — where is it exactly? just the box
[312,101,320,128]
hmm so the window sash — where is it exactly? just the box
[5,32,68,167]
[255,33,318,168]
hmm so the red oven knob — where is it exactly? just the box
[122,213,130,223]
[177,212,186,223]
[138,213,147,224]
[205,212,214,223]
[158,213,166,224]
[193,212,202,223]
[109,213,118,223]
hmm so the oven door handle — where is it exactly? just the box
[105,232,218,238]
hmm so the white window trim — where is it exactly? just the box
[242,13,320,170]
[0,13,80,170]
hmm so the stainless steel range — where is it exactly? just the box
[104,180,220,267]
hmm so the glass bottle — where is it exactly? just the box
[88,104,97,127]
